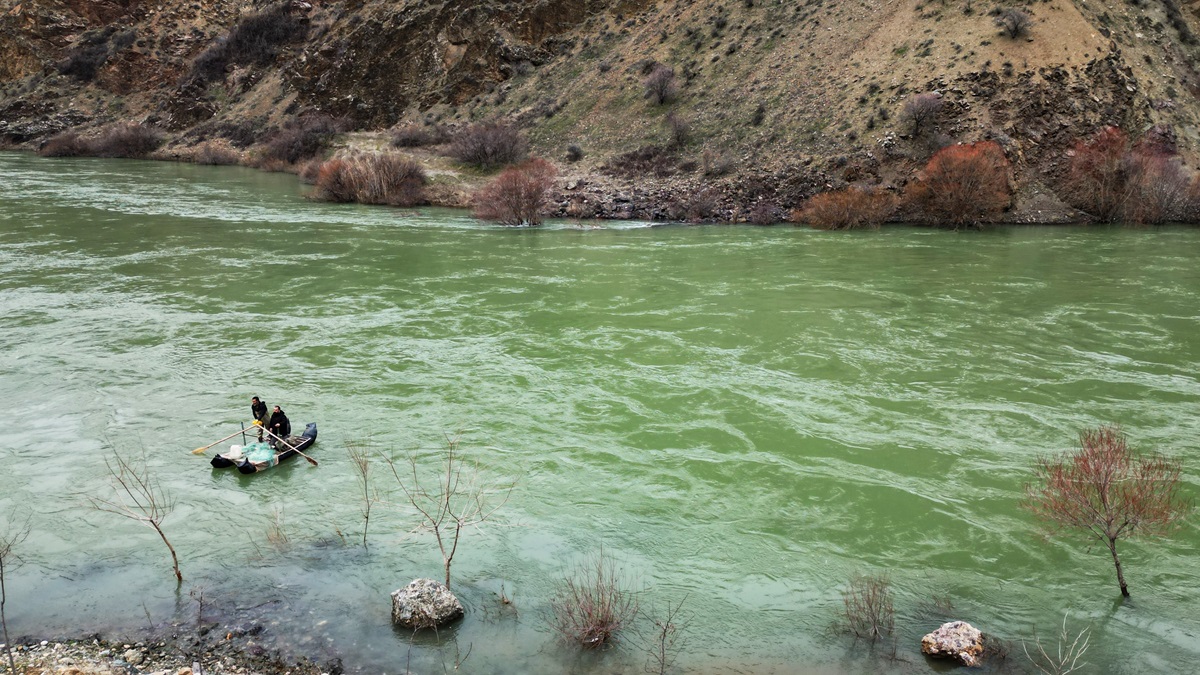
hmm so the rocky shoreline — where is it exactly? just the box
[4,629,336,675]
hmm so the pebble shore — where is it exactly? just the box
[3,635,331,675]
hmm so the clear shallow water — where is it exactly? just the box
[1,152,1198,674]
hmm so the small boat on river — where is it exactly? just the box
[211,422,318,474]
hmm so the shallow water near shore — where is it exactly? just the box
[1,151,1199,674]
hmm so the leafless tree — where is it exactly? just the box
[347,438,379,549]
[89,451,182,583]
[385,433,514,589]
[1022,615,1091,675]
[996,9,1032,39]
[643,64,679,105]
[900,92,942,137]
[1,513,32,675]
[643,596,689,674]
[840,573,894,641]
[1025,425,1191,597]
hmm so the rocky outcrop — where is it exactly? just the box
[390,578,464,630]
[921,620,985,667]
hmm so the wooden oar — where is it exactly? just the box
[259,426,318,467]
[192,427,254,455]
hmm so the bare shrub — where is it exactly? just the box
[38,130,89,157]
[643,63,679,105]
[58,43,110,82]
[473,157,558,226]
[840,573,894,641]
[89,451,181,583]
[1,512,31,675]
[188,3,307,83]
[192,140,241,165]
[702,149,734,177]
[1022,615,1090,675]
[644,597,689,675]
[550,549,640,649]
[669,187,719,222]
[312,153,427,206]
[258,114,343,165]
[565,144,584,162]
[447,122,528,170]
[900,92,943,137]
[90,122,167,158]
[391,124,446,148]
[1063,127,1194,224]
[603,145,679,178]
[748,200,780,225]
[347,438,378,549]
[795,187,897,230]
[906,140,1010,227]
[1025,425,1191,597]
[384,433,513,589]
[996,8,1032,39]
[665,112,691,148]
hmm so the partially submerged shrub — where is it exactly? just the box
[840,573,894,641]
[473,157,557,226]
[550,549,639,649]
[312,153,427,206]
[906,140,1010,227]
[447,122,528,170]
[795,187,897,230]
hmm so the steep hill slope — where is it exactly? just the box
[2,0,1199,222]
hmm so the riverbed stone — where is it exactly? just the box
[390,578,464,629]
[921,620,984,666]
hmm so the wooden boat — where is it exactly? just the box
[211,422,318,473]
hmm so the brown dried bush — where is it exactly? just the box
[602,145,679,178]
[191,140,241,165]
[38,130,89,157]
[906,141,1010,227]
[472,157,557,226]
[900,92,943,137]
[391,124,448,148]
[447,122,528,170]
[643,63,679,105]
[840,573,894,641]
[89,122,167,158]
[550,549,639,650]
[258,114,344,165]
[311,153,427,206]
[794,187,896,230]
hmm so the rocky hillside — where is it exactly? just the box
[2,0,1199,222]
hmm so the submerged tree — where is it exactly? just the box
[385,433,513,589]
[1,512,31,675]
[90,451,182,583]
[1024,425,1191,597]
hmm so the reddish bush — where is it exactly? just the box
[311,153,427,206]
[906,141,1010,227]
[794,187,897,230]
[1063,127,1194,224]
[258,114,345,165]
[447,122,528,170]
[473,157,558,226]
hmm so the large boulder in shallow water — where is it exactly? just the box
[921,620,984,666]
[390,578,464,629]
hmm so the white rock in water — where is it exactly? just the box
[921,620,985,667]
[390,578,464,629]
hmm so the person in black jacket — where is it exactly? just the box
[250,396,268,441]
[267,405,290,447]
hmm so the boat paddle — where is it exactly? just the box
[192,427,254,455]
[259,426,319,467]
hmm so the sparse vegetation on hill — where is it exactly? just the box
[2,0,1200,223]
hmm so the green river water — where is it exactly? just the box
[1,152,1198,674]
